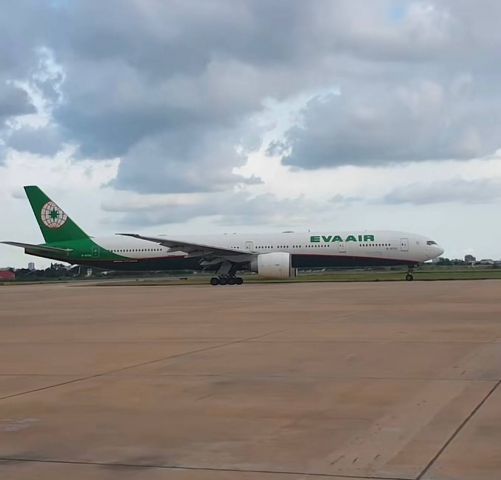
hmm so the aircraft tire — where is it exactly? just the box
[228,277,236,285]
[210,277,219,286]
[219,277,228,285]
[405,273,414,281]
[236,277,243,285]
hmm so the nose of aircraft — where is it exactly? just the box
[424,238,444,260]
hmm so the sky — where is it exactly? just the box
[1,0,501,268]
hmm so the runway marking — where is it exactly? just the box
[0,328,289,401]
[0,456,412,480]
[416,379,501,479]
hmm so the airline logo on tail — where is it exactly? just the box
[41,202,67,229]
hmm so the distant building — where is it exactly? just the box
[28,262,36,271]
[0,270,15,281]
[464,255,476,264]
[479,259,495,265]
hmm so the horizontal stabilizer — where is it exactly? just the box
[1,241,73,255]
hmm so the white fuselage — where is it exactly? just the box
[94,230,443,266]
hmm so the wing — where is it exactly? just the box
[117,233,248,258]
[1,241,72,256]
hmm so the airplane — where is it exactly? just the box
[2,186,444,285]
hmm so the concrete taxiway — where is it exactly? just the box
[1,280,501,480]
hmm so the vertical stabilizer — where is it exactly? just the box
[24,186,89,243]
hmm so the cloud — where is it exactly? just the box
[383,178,501,205]
[114,126,262,193]
[2,0,501,214]
[1,0,476,191]
[103,191,316,227]
[266,1,501,171]
[279,77,501,169]
[0,84,35,121]
[6,125,63,156]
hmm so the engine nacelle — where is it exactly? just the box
[251,252,296,279]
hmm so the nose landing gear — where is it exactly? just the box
[405,266,415,281]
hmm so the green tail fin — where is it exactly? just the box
[24,186,89,244]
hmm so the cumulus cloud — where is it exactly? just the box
[279,77,501,169]
[3,0,490,191]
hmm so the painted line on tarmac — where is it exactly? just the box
[0,328,289,401]
[0,456,412,480]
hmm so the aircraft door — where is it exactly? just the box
[338,242,346,253]
[400,238,409,252]
[245,241,255,252]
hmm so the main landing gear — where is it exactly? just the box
[209,261,244,286]
[210,276,244,286]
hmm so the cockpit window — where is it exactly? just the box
[426,240,437,245]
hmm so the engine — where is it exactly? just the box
[250,252,296,279]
